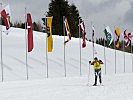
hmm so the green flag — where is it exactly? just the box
[104,26,113,46]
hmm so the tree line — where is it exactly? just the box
[0,18,43,32]
[95,38,133,53]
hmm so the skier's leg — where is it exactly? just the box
[98,70,102,84]
[93,70,97,85]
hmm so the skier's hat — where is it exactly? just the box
[94,57,98,60]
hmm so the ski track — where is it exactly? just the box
[0,74,133,100]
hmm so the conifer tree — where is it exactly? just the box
[48,0,81,37]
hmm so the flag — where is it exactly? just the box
[80,21,86,48]
[1,4,11,35]
[92,25,97,54]
[42,18,48,33]
[104,26,113,46]
[64,17,71,45]
[47,17,53,52]
[92,25,95,47]
[42,18,46,25]
[42,17,53,52]
[27,13,34,52]
[115,27,120,48]
[124,30,131,47]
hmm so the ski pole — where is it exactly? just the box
[88,61,91,85]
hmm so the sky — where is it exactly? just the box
[1,0,133,40]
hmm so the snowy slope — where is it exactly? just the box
[0,26,133,100]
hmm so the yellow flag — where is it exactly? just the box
[47,17,53,52]
[116,42,120,48]
[115,27,120,37]
[115,27,120,48]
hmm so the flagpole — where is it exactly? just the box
[63,16,66,77]
[114,26,116,74]
[131,38,133,72]
[45,16,49,78]
[104,24,106,74]
[79,19,81,76]
[114,34,117,74]
[123,33,125,73]
[25,8,28,80]
[132,49,133,73]
[91,21,94,59]
[0,3,3,82]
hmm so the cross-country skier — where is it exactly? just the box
[89,57,103,86]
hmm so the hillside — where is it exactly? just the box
[0,27,133,100]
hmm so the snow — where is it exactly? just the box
[1,74,133,100]
[0,26,133,100]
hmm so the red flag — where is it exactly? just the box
[27,13,33,52]
[124,30,131,47]
[1,4,11,35]
[64,17,71,45]
[80,22,86,48]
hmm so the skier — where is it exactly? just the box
[89,57,103,86]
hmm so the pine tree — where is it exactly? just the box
[48,0,81,37]
[33,22,42,32]
[69,4,81,38]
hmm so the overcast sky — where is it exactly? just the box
[1,0,133,40]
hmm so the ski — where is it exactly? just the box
[87,84,104,87]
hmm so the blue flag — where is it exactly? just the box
[42,18,46,25]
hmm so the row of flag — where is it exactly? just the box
[0,4,34,52]
[104,26,133,48]
[0,5,53,53]
[41,16,87,52]
[63,19,133,50]
[1,4,133,54]
[0,4,90,54]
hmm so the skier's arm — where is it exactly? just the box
[89,61,91,64]
[91,61,95,65]
[99,60,104,64]
[89,61,94,65]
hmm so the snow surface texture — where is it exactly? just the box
[0,26,133,100]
